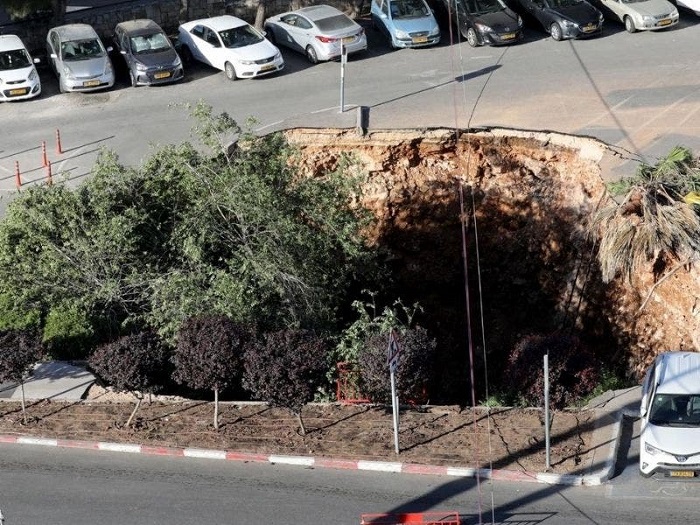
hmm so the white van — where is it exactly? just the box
[639,351,700,478]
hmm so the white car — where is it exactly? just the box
[264,5,367,64]
[0,34,41,101]
[598,0,679,32]
[46,23,115,93]
[177,15,284,80]
[676,0,700,14]
[639,351,700,479]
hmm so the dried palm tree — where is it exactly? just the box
[590,146,700,283]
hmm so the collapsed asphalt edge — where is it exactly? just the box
[0,429,616,486]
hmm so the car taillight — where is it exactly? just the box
[315,35,338,43]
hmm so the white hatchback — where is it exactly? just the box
[0,35,41,101]
[177,15,284,80]
[639,351,700,479]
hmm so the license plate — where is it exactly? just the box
[583,23,596,32]
[154,71,171,79]
[9,88,28,96]
[412,36,428,43]
[260,64,275,72]
[501,32,516,40]
[83,80,100,87]
[669,470,695,477]
[658,18,672,25]
[342,36,354,44]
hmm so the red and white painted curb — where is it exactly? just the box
[0,433,612,485]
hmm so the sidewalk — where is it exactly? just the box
[0,361,95,402]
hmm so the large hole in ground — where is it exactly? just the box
[285,127,699,404]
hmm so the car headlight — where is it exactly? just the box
[644,442,661,456]
[395,29,409,39]
[106,60,113,74]
[671,8,679,16]
[239,59,256,65]
[274,52,281,61]
[29,68,38,81]
[135,61,148,71]
[475,22,493,32]
[430,26,440,36]
[642,15,653,22]
[172,56,182,68]
[561,19,575,27]
[599,12,604,22]
[518,16,523,27]
[63,65,76,80]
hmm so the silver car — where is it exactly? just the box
[46,23,115,93]
[264,5,367,64]
[597,0,679,31]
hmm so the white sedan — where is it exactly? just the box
[264,5,367,64]
[597,0,679,31]
[177,15,284,80]
[0,34,41,101]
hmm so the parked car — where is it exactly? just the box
[264,5,367,63]
[177,15,283,80]
[46,23,115,93]
[639,351,700,479]
[371,0,441,49]
[113,19,184,86]
[511,0,604,40]
[0,34,41,101]
[676,0,700,14]
[594,0,678,32]
[442,0,523,46]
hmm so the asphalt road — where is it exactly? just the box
[1,15,699,206]
[3,442,700,525]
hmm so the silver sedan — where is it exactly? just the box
[46,23,115,93]
[264,5,367,64]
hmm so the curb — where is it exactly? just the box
[0,427,617,486]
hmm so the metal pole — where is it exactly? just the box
[544,353,551,470]
[390,365,399,454]
[339,40,346,113]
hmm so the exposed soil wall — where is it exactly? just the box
[283,127,700,401]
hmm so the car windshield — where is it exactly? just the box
[61,38,104,60]
[129,32,171,54]
[0,48,31,70]
[219,25,264,48]
[466,0,505,14]
[650,394,700,427]
[548,0,582,7]
[314,14,356,31]
[389,0,431,18]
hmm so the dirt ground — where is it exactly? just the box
[0,385,596,475]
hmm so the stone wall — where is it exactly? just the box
[1,0,368,55]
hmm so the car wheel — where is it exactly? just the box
[624,15,636,33]
[305,45,318,64]
[550,22,563,41]
[224,61,237,81]
[129,70,137,87]
[466,27,480,47]
[180,45,193,65]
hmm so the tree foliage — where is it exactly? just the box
[0,329,43,422]
[0,102,378,349]
[357,326,436,404]
[591,146,700,283]
[172,315,248,429]
[503,332,600,409]
[243,329,328,434]
[88,330,170,427]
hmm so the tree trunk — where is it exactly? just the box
[296,408,306,436]
[52,0,68,26]
[214,387,219,430]
[125,394,143,428]
[179,0,189,23]
[254,0,266,30]
[20,382,27,424]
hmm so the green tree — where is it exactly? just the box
[590,146,700,283]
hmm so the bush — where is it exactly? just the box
[357,326,436,404]
[42,303,94,360]
[504,332,600,409]
[243,328,328,434]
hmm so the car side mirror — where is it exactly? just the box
[107,46,113,52]
[33,57,41,64]
[380,12,388,18]
[120,49,127,55]
[50,53,57,59]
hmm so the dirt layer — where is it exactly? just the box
[0,386,596,476]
